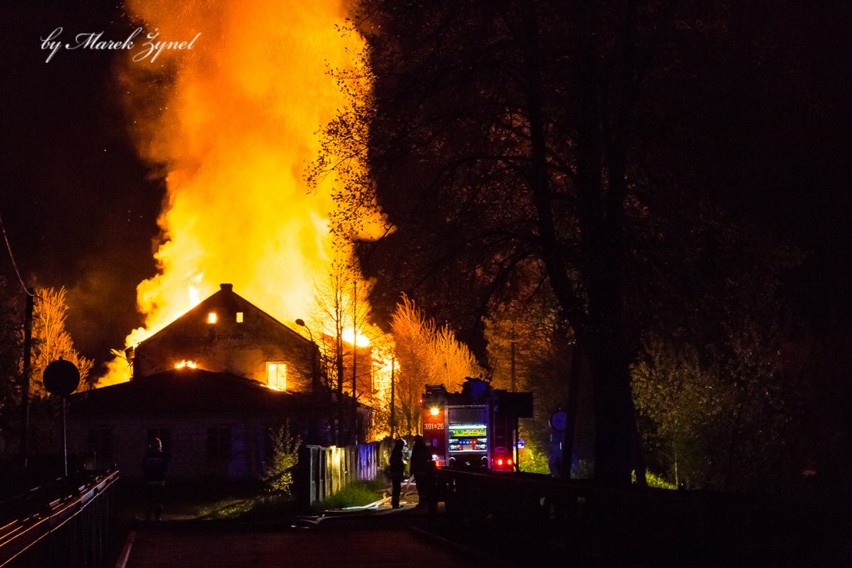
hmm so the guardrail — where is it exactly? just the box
[435,469,837,567]
[0,469,120,568]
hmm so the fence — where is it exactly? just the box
[0,468,120,568]
[297,442,380,508]
[435,468,837,567]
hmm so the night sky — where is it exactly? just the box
[2,2,163,364]
[2,1,852,373]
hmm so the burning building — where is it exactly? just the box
[68,0,386,479]
[130,283,318,390]
[68,284,371,479]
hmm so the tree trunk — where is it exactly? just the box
[584,335,634,485]
[522,1,637,486]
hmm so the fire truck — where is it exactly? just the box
[421,377,533,472]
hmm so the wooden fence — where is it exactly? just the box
[296,442,380,509]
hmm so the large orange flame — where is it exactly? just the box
[103,0,367,384]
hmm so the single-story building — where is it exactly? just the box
[68,368,333,478]
[67,284,377,479]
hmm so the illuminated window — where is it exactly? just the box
[207,311,218,324]
[236,311,244,323]
[266,362,287,390]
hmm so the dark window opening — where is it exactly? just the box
[207,427,232,462]
[88,428,113,462]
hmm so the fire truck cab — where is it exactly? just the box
[421,377,533,472]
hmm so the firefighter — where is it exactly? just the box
[141,437,168,521]
[388,438,406,509]
[410,435,434,509]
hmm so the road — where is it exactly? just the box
[117,507,490,568]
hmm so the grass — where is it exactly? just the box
[312,479,389,511]
[114,477,390,522]
[182,478,389,520]
[207,493,300,521]
[115,477,283,521]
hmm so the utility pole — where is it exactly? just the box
[20,288,34,469]
[390,358,395,440]
[352,280,357,445]
[510,323,516,392]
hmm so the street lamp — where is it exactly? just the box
[296,318,327,445]
[295,319,318,392]
[294,318,312,341]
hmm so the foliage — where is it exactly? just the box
[632,328,804,492]
[0,279,23,456]
[306,250,383,444]
[331,0,709,484]
[315,0,852,489]
[633,470,676,490]
[31,287,93,396]
[633,341,729,488]
[263,424,301,496]
[391,295,480,435]
[571,460,595,480]
[517,439,550,475]
[305,22,386,244]
[0,283,94,458]
[484,287,581,471]
[310,254,355,394]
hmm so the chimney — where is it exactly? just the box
[220,283,233,292]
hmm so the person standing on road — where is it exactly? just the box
[410,435,433,509]
[142,437,168,521]
[388,438,406,509]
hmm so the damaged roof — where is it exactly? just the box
[70,368,316,416]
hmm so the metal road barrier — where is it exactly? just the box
[0,468,120,568]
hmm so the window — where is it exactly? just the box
[236,311,244,323]
[88,428,113,461]
[266,362,287,390]
[207,311,218,324]
[206,427,231,462]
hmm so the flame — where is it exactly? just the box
[175,360,197,369]
[342,326,370,347]
[103,0,370,384]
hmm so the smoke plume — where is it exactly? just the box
[104,0,363,383]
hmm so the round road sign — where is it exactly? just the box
[43,359,80,397]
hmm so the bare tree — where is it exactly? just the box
[31,287,93,397]
[391,295,479,435]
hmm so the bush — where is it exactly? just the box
[633,469,677,490]
[263,424,301,495]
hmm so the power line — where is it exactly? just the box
[0,210,34,297]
